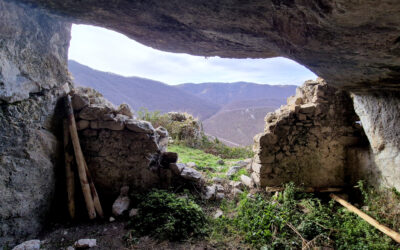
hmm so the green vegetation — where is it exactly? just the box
[169,143,247,179]
[208,182,400,249]
[137,108,253,159]
[127,189,207,242]
[134,109,400,249]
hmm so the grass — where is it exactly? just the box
[169,143,245,178]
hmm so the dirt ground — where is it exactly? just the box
[39,220,217,250]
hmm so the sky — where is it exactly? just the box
[69,24,317,85]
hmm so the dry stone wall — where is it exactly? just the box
[71,87,170,196]
[251,78,366,188]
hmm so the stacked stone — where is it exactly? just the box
[71,87,169,196]
[251,78,365,188]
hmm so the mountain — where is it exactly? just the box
[177,82,296,145]
[68,60,298,146]
[203,106,276,146]
[68,60,219,119]
[176,82,296,106]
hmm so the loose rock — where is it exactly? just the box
[112,186,131,216]
[180,167,202,182]
[74,239,97,249]
[12,240,41,250]
[129,208,139,217]
[226,165,242,178]
[240,175,254,188]
[213,209,223,219]
[125,119,155,134]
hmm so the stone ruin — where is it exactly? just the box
[70,87,204,197]
[251,78,367,188]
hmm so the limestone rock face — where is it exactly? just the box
[0,0,70,246]
[352,93,400,190]
[13,0,400,91]
[252,79,366,188]
[0,1,70,103]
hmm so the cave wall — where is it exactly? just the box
[0,0,70,246]
[352,92,400,190]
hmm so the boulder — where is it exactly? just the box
[180,167,202,182]
[125,119,155,134]
[213,209,223,219]
[156,127,169,152]
[226,165,242,178]
[202,185,216,200]
[186,162,198,169]
[117,103,133,118]
[169,163,186,175]
[71,94,89,111]
[112,186,131,216]
[12,240,41,250]
[240,175,254,188]
[79,105,114,120]
[74,239,97,248]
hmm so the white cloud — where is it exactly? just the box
[69,24,317,85]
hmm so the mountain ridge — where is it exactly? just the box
[68,60,298,145]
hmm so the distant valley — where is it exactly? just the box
[69,60,298,146]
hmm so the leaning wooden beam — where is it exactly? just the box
[330,193,400,243]
[63,118,75,219]
[84,161,104,218]
[65,95,96,219]
[265,187,343,193]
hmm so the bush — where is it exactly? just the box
[136,108,253,159]
[128,189,207,241]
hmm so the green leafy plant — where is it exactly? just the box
[128,189,207,241]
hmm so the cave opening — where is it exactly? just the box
[68,24,318,147]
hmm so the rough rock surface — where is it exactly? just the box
[352,93,400,190]
[112,186,131,217]
[0,0,70,246]
[13,0,400,91]
[252,79,366,187]
[11,239,41,250]
[72,88,168,196]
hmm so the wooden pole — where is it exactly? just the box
[330,193,400,244]
[63,119,75,219]
[265,187,343,193]
[84,161,104,218]
[65,95,96,219]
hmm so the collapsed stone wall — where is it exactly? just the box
[71,87,171,197]
[0,0,70,246]
[251,78,366,188]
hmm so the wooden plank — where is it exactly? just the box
[84,161,104,218]
[65,95,96,219]
[330,193,400,243]
[63,118,75,219]
[265,186,343,193]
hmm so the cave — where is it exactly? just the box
[1,0,400,246]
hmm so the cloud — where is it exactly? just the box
[69,24,317,85]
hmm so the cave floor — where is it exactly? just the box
[39,220,217,250]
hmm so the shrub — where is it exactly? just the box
[128,189,207,241]
[136,108,254,159]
